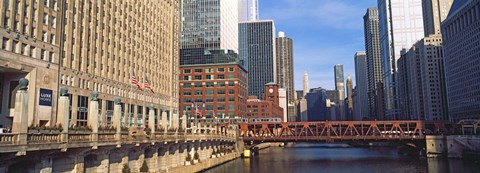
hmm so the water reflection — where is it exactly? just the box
[202,143,480,173]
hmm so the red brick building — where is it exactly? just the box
[179,49,248,118]
[246,83,284,120]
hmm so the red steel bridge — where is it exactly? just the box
[238,120,457,143]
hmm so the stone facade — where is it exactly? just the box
[0,0,180,129]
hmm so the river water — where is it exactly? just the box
[202,143,480,173]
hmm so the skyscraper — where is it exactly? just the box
[305,87,328,121]
[239,0,259,21]
[303,72,310,97]
[378,0,425,119]
[422,0,454,36]
[346,74,353,120]
[276,31,295,122]
[334,64,345,120]
[441,0,480,121]
[239,20,276,99]
[418,35,448,120]
[181,0,239,51]
[354,51,369,120]
[0,0,181,128]
[397,48,425,120]
[363,7,384,119]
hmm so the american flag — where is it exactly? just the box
[195,106,202,118]
[131,70,142,90]
[144,76,154,93]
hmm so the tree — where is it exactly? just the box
[140,160,149,172]
[122,164,131,173]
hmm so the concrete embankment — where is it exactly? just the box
[255,142,284,150]
[162,152,240,173]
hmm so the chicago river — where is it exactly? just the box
[203,143,480,173]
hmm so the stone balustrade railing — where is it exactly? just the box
[0,127,237,152]
[0,134,15,145]
[27,133,60,144]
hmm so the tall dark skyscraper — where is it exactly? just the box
[354,51,369,120]
[275,31,295,122]
[239,20,276,99]
[334,64,345,120]
[441,0,480,121]
[363,7,384,119]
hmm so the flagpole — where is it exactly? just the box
[129,74,132,128]
[142,77,146,128]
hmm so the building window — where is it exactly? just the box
[206,82,214,87]
[206,75,214,80]
[77,95,89,127]
[228,82,235,86]
[205,98,214,102]
[194,83,202,87]
[183,76,191,81]
[183,83,192,88]
[228,89,235,94]
[194,90,202,95]
[217,90,225,94]
[217,105,225,110]
[206,105,214,110]
[206,90,214,95]
[2,38,8,49]
[194,98,202,102]
[194,75,202,80]
[183,98,191,103]
[228,96,235,102]
[194,68,203,73]
[228,74,235,79]
[206,68,214,73]
[43,13,48,24]
[228,104,235,110]
[217,68,225,72]
[184,69,191,73]
[217,82,225,87]
[217,74,225,79]
[217,97,225,102]
[183,91,191,95]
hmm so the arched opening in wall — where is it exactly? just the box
[8,160,36,173]
[128,149,140,171]
[52,156,75,172]
[144,148,155,171]
[84,154,100,173]
[144,148,155,159]
[109,149,124,172]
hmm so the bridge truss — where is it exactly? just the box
[239,121,456,142]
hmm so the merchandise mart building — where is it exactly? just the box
[0,1,180,128]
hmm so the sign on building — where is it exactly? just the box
[39,89,53,106]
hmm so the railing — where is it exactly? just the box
[0,133,15,145]
[240,120,455,142]
[0,125,236,153]
[27,133,60,144]
[68,133,91,142]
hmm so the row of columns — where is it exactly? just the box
[54,87,189,143]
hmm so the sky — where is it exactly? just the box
[258,0,377,90]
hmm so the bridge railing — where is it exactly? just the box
[239,120,457,141]
[0,125,236,152]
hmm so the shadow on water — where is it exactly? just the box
[201,143,480,173]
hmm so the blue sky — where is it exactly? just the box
[259,0,377,90]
